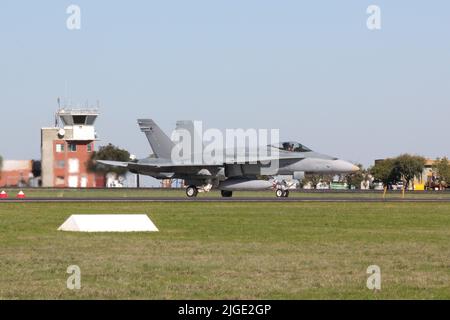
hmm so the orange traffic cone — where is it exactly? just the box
[0,190,8,199]
[16,190,26,199]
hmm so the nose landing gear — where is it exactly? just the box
[275,189,289,198]
[274,179,291,198]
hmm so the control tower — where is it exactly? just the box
[41,108,99,188]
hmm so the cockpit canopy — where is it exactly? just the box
[271,141,312,153]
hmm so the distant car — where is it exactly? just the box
[372,181,384,190]
[391,182,404,190]
[302,182,313,190]
[316,182,330,190]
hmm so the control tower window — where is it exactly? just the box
[68,143,77,152]
[73,115,87,125]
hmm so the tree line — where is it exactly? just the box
[303,154,450,190]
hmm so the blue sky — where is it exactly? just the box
[1,1,449,167]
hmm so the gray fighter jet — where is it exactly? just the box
[99,119,359,198]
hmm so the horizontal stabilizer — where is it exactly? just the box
[97,160,129,167]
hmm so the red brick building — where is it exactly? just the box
[41,108,99,188]
[0,160,33,187]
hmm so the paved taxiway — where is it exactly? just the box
[1,197,450,203]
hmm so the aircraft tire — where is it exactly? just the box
[283,190,289,197]
[221,190,233,197]
[186,185,198,197]
[276,189,284,197]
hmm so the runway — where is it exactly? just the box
[1,197,450,203]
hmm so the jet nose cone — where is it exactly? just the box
[333,160,360,173]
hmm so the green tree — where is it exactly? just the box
[433,157,450,187]
[87,144,130,176]
[0,155,3,178]
[345,164,366,189]
[392,154,426,189]
[370,158,397,187]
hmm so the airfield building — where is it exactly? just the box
[41,108,99,188]
[0,160,33,187]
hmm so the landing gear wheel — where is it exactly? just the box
[221,190,233,198]
[186,185,198,198]
[276,189,284,198]
[283,190,289,198]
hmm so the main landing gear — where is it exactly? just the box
[221,190,233,198]
[186,185,198,198]
[186,187,233,198]
[185,183,213,198]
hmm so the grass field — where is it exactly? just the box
[0,201,449,299]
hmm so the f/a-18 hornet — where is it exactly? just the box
[99,119,359,198]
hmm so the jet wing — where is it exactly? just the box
[98,153,304,170]
[97,160,222,171]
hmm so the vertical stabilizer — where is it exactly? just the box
[137,119,174,159]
